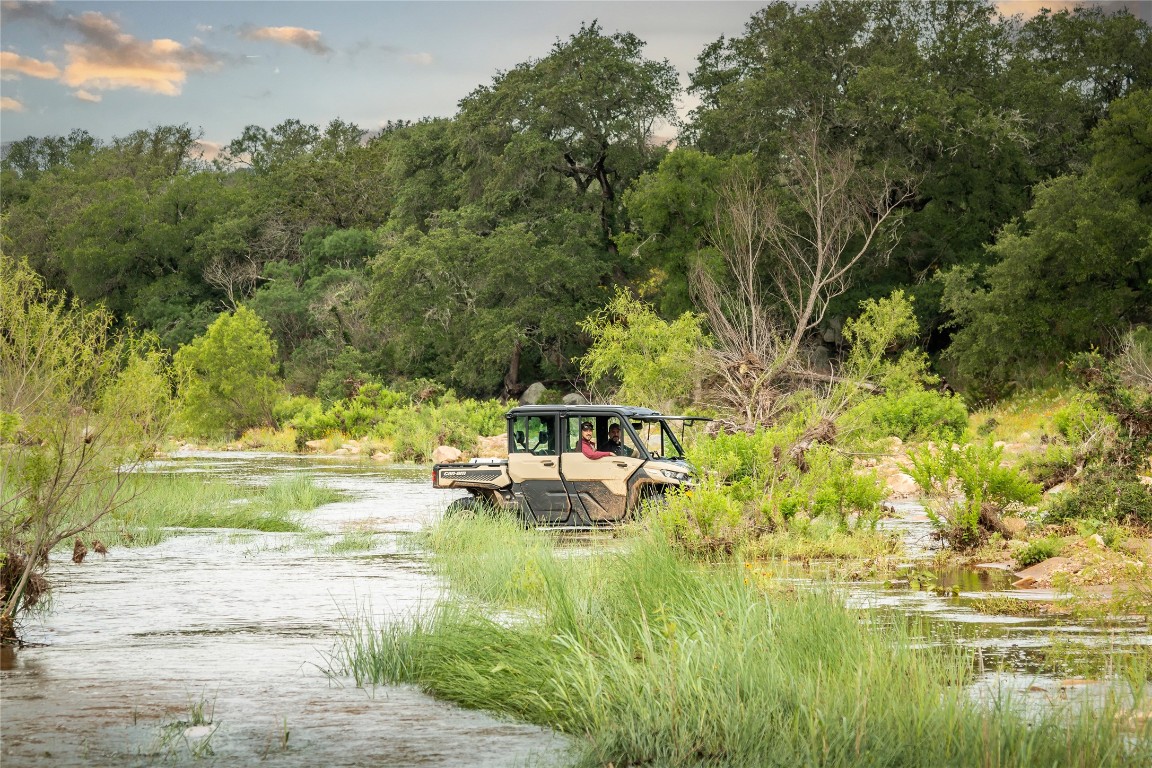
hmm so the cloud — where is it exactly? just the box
[1,96,25,112]
[240,25,331,55]
[402,52,434,66]
[61,36,221,96]
[72,89,101,102]
[2,3,228,96]
[0,51,62,79]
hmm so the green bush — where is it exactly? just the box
[1016,536,1063,568]
[664,427,886,547]
[1050,394,1112,445]
[273,395,320,426]
[1020,444,1078,488]
[859,388,969,442]
[379,393,506,461]
[1046,464,1152,526]
[909,442,1041,549]
[174,306,285,437]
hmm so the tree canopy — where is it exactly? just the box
[2,1,1148,407]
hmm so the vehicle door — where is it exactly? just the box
[506,414,570,523]
[559,415,643,523]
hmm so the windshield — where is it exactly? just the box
[632,418,686,460]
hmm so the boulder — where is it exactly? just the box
[887,472,919,497]
[1014,556,1078,581]
[432,445,463,464]
[305,439,327,451]
[332,448,350,456]
[371,451,391,462]
[520,382,547,405]
[562,392,589,405]
[475,434,509,458]
[1001,516,1028,537]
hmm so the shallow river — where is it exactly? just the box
[1,453,569,767]
[1,453,1147,766]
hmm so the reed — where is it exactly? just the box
[85,473,339,546]
[338,516,1151,768]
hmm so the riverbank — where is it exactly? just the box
[339,514,1152,768]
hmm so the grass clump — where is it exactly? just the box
[336,516,1150,768]
[87,473,338,546]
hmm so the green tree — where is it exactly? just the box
[685,1,1150,333]
[579,288,708,411]
[174,306,286,436]
[1,258,174,641]
[941,169,1151,394]
[619,149,741,316]
[457,22,680,251]
[370,211,609,395]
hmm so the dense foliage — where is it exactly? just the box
[2,1,1149,420]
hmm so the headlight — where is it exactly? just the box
[661,469,690,482]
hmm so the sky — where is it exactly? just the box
[2,0,1149,156]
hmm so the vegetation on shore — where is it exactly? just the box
[337,515,1151,767]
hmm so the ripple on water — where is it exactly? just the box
[1,456,569,768]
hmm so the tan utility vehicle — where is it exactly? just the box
[432,405,703,528]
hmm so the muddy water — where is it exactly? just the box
[0,452,569,767]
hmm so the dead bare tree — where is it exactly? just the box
[693,121,915,430]
[203,256,264,311]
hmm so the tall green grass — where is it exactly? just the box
[85,473,339,547]
[337,516,1151,768]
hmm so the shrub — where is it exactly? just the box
[174,306,285,437]
[859,388,969,442]
[1020,444,1078,489]
[1016,536,1063,568]
[1046,463,1152,526]
[909,442,1041,549]
[579,287,707,410]
[656,483,744,546]
[238,426,298,452]
[1050,394,1112,445]
[663,427,887,551]
[273,395,321,426]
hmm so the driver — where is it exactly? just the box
[578,421,614,460]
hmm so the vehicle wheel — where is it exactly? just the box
[444,496,480,516]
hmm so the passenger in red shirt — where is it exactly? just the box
[578,421,613,459]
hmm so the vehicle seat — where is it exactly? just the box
[532,429,551,455]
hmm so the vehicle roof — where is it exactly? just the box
[506,404,667,419]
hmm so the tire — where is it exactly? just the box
[445,496,481,516]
